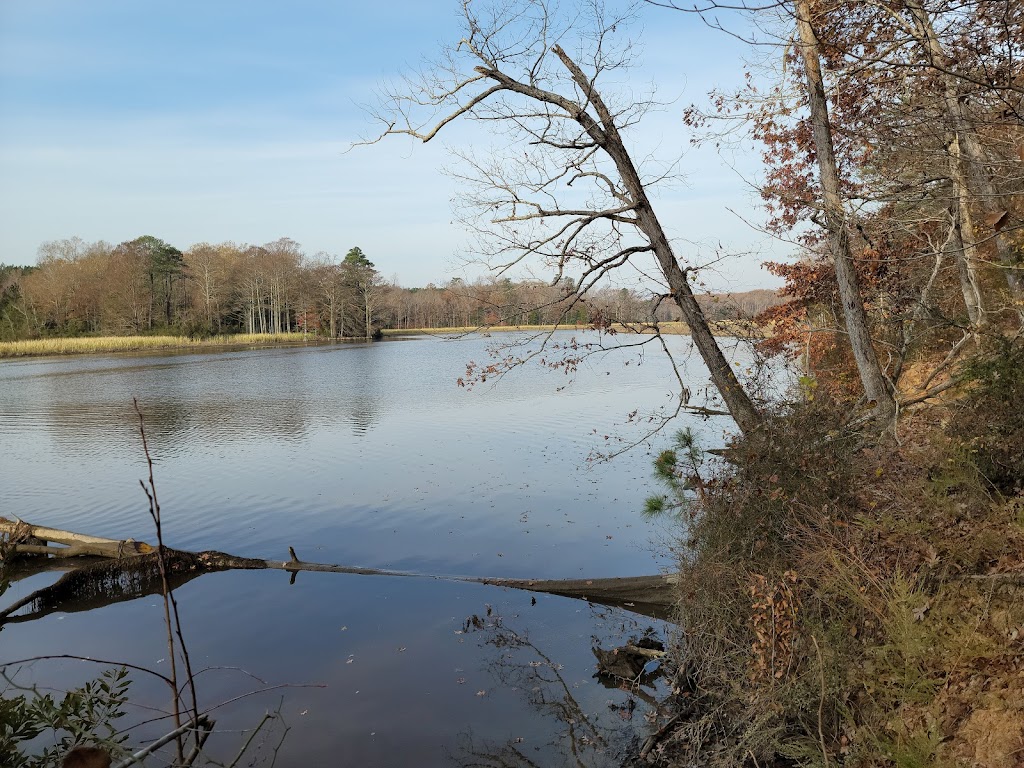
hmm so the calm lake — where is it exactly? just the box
[0,331,757,766]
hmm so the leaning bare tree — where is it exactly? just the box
[365,0,763,435]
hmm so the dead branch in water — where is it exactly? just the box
[0,517,678,621]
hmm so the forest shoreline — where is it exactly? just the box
[0,321,773,359]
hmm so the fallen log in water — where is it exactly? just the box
[478,574,678,619]
[0,518,153,557]
[0,517,678,622]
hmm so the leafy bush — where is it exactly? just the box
[0,668,130,768]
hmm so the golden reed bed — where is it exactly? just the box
[0,333,314,359]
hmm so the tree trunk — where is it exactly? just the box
[794,0,897,426]
[148,272,155,330]
[904,0,1023,300]
[948,140,985,327]
[164,273,173,326]
[364,289,372,339]
[256,281,266,334]
[640,199,764,434]
[549,46,764,435]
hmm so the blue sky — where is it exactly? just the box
[0,0,785,289]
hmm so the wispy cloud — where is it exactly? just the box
[0,0,786,290]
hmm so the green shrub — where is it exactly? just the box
[0,668,130,768]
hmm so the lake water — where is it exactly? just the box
[0,331,755,766]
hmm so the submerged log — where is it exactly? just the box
[0,518,679,622]
[479,574,679,619]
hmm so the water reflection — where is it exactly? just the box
[338,341,385,436]
[1,555,674,766]
[26,347,389,457]
[0,333,747,461]
[0,558,295,767]
[0,556,203,626]
[0,332,732,766]
[450,603,667,768]
[2,333,736,579]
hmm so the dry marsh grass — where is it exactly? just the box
[0,333,315,359]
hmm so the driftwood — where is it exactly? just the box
[0,519,153,558]
[0,518,678,622]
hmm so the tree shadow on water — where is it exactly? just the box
[447,603,671,768]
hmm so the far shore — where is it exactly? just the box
[0,321,763,359]
[380,322,695,336]
[381,320,768,337]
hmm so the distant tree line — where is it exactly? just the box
[0,236,782,341]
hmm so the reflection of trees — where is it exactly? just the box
[126,399,192,444]
[40,396,310,459]
[343,393,377,436]
[28,345,394,459]
[450,606,666,768]
[338,343,383,437]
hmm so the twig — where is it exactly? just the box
[0,655,172,687]
[225,712,275,768]
[134,399,188,763]
[111,715,213,768]
[639,712,682,759]
[957,573,1024,584]
[266,707,290,768]
[169,588,201,731]
[182,717,215,767]
[201,682,327,714]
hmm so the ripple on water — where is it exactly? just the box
[0,334,767,767]
[0,333,752,576]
